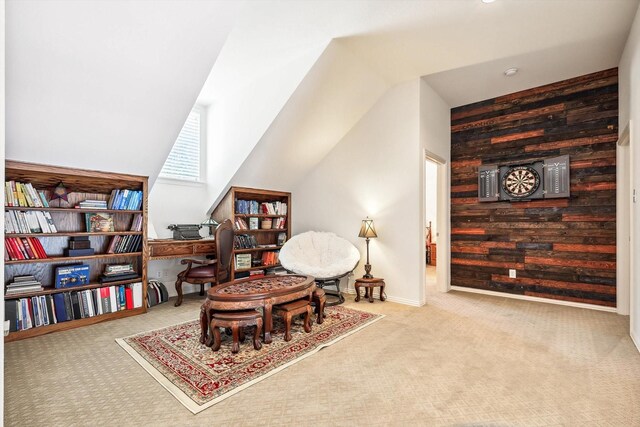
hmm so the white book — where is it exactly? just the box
[109,286,118,312]
[40,296,49,325]
[34,211,51,233]
[131,282,143,308]
[94,289,102,315]
[42,211,58,233]
[16,211,29,233]
[85,291,95,317]
[25,183,43,208]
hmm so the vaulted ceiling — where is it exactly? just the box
[6,0,639,201]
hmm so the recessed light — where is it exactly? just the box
[504,67,518,77]
[482,0,496,3]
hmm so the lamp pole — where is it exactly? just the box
[364,237,373,278]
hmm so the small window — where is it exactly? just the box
[159,107,204,182]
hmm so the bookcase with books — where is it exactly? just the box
[4,160,148,342]
[211,187,290,280]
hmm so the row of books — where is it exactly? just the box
[271,217,286,229]
[108,189,143,210]
[235,199,261,215]
[6,210,57,233]
[234,217,250,230]
[235,200,288,215]
[261,250,280,266]
[4,282,144,332]
[5,237,48,261]
[130,213,143,231]
[106,235,143,254]
[147,280,169,307]
[234,234,259,249]
[5,181,49,208]
[234,265,287,279]
[261,201,287,215]
[5,275,43,296]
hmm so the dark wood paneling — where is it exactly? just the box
[450,68,618,308]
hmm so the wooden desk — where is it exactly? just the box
[147,239,217,307]
[147,238,216,260]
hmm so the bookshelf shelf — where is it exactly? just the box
[5,252,143,265]
[234,263,282,273]
[6,231,143,238]
[212,186,291,280]
[4,160,148,342]
[5,206,143,214]
[4,278,143,299]
[234,228,287,233]
[234,246,283,254]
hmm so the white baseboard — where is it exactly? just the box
[342,288,422,307]
[450,286,617,313]
[631,329,640,354]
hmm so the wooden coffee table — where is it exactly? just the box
[201,274,315,344]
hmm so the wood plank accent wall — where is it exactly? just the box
[450,68,618,307]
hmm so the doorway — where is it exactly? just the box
[425,155,441,295]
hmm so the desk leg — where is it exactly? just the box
[175,278,184,307]
[263,303,273,344]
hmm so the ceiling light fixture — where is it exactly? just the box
[504,67,518,77]
[482,0,496,3]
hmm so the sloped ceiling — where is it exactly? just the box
[6,0,239,182]
[207,0,638,210]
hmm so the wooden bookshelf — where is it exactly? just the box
[211,187,291,280]
[4,160,149,342]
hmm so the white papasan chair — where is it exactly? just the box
[279,231,360,305]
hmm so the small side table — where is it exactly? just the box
[354,277,386,303]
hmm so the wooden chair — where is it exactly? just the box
[174,219,234,307]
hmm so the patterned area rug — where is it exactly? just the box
[116,306,383,414]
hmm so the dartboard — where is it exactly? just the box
[501,166,540,198]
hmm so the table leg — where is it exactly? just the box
[263,303,273,344]
[380,283,386,301]
[369,286,374,303]
[355,283,361,302]
[174,278,184,307]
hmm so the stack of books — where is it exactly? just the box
[234,217,249,230]
[63,236,94,257]
[105,235,142,254]
[5,275,43,296]
[261,201,287,215]
[99,263,139,283]
[76,199,107,210]
[235,199,260,214]
[261,251,279,266]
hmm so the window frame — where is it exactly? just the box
[157,105,206,185]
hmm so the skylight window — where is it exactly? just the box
[159,107,204,182]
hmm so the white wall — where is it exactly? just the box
[292,79,423,306]
[211,40,390,208]
[147,180,213,297]
[6,0,238,183]
[1,0,6,418]
[420,80,452,297]
[619,3,640,350]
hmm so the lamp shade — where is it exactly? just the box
[358,217,377,238]
[201,217,219,228]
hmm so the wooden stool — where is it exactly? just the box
[273,298,312,341]
[209,309,263,353]
[312,288,326,324]
[354,277,386,303]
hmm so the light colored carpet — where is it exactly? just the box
[117,306,383,413]
[5,284,640,426]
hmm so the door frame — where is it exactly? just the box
[618,122,632,318]
[423,149,450,298]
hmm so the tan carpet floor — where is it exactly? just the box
[5,279,640,426]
